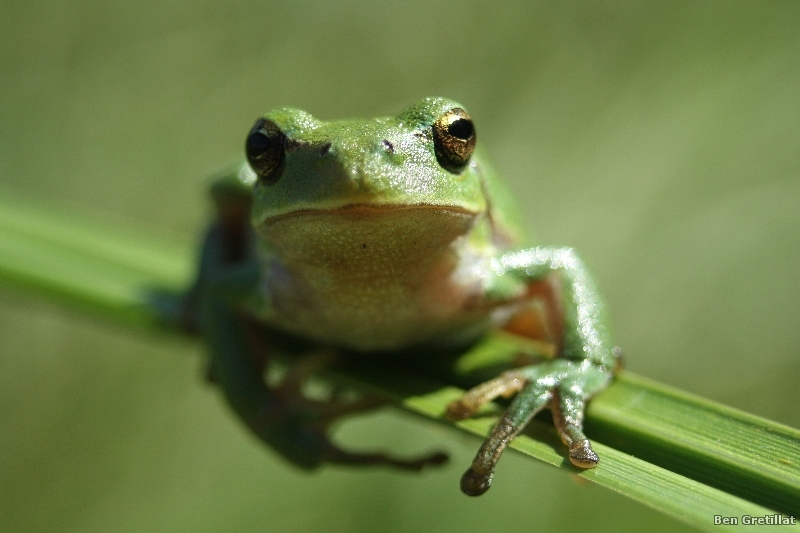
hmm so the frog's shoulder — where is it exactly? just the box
[471,149,530,248]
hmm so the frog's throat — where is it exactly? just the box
[256,203,488,351]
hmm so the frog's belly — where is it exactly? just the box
[256,205,494,351]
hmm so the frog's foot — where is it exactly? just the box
[448,371,552,496]
[252,353,448,472]
[446,361,607,496]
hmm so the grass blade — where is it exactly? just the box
[1,195,798,531]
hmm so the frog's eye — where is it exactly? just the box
[432,108,476,173]
[246,118,286,185]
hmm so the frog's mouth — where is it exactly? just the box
[259,203,479,261]
[261,203,477,225]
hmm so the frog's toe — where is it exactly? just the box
[460,466,493,496]
[551,388,599,469]
[446,371,528,420]
[326,446,449,471]
[568,439,599,468]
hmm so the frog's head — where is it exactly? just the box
[245,97,487,233]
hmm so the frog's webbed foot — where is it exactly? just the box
[250,352,448,472]
[446,360,608,496]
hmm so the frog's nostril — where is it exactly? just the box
[381,139,394,154]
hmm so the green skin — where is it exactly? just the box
[187,97,617,496]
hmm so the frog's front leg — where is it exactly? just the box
[191,178,446,472]
[448,247,618,496]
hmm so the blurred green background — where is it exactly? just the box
[2,2,799,532]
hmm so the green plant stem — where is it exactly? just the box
[1,195,798,532]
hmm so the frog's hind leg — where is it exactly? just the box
[211,316,448,474]
[247,350,449,472]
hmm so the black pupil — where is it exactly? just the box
[448,118,473,140]
[248,130,271,154]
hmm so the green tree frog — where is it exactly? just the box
[184,97,618,496]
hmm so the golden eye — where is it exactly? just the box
[432,108,476,173]
[245,118,286,185]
